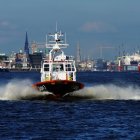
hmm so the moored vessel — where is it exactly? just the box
[117,51,140,72]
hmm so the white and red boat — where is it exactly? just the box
[33,29,84,98]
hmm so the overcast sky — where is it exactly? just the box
[0,0,140,59]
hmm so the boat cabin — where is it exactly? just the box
[41,61,76,82]
[40,30,77,82]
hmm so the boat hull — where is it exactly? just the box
[33,80,84,97]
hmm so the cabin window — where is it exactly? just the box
[66,64,71,71]
[66,64,75,71]
[44,64,49,71]
[72,64,75,71]
[53,64,64,71]
[59,64,64,71]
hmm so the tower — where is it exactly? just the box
[23,32,30,68]
[76,42,81,63]
[24,32,29,55]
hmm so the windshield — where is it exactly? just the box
[52,64,64,71]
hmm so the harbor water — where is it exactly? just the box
[0,71,140,139]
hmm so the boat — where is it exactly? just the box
[33,29,84,98]
[117,51,140,72]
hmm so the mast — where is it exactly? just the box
[46,31,69,60]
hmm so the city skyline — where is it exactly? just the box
[0,0,140,60]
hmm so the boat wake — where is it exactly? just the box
[0,79,49,101]
[69,84,140,100]
[0,80,140,101]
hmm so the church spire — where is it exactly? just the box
[24,32,29,55]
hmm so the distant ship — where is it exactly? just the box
[118,51,140,72]
[33,29,84,99]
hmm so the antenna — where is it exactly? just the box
[46,34,47,44]
[56,22,58,32]
[65,32,67,44]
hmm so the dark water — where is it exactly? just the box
[0,71,140,139]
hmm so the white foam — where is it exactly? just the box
[71,84,140,100]
[0,80,140,100]
[0,79,43,100]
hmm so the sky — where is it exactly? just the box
[0,0,140,60]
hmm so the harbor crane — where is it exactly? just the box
[98,46,115,58]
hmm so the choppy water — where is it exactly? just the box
[0,71,140,139]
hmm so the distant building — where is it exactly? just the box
[0,53,8,61]
[93,59,107,71]
[29,52,43,69]
[77,59,94,71]
[0,53,9,68]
